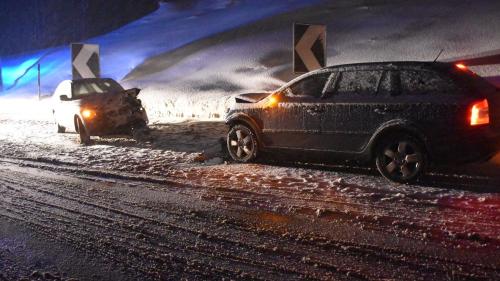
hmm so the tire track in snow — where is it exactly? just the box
[6,156,499,248]
[0,165,354,274]
[1,162,499,280]
[3,155,500,249]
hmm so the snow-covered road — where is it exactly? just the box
[2,0,500,278]
[1,159,500,280]
[0,118,499,280]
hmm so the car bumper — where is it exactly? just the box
[85,109,148,136]
[431,127,500,164]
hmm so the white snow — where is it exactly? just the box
[2,0,500,124]
[0,1,499,241]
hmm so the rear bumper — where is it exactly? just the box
[430,127,500,164]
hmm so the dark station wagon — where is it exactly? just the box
[225,62,500,183]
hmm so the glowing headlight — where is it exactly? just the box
[265,95,279,108]
[81,109,96,119]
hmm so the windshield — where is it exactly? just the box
[72,79,124,98]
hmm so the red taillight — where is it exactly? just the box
[470,99,489,126]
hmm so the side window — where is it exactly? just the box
[288,72,331,98]
[335,71,382,96]
[400,70,456,95]
[378,71,401,96]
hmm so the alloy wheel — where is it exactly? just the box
[376,136,426,183]
[227,125,257,162]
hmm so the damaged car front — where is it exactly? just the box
[52,78,149,144]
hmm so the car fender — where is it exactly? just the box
[366,119,431,159]
[54,98,82,131]
[225,112,263,147]
[74,114,89,133]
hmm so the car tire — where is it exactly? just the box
[131,121,149,141]
[227,124,258,162]
[77,118,91,145]
[57,123,66,133]
[375,134,427,184]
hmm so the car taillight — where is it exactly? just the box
[470,99,489,126]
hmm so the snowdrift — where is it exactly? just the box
[1,0,500,123]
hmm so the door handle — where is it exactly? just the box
[374,107,403,115]
[374,108,387,115]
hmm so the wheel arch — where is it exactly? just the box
[367,120,431,162]
[74,114,85,133]
[225,113,263,148]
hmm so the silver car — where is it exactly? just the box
[51,78,148,144]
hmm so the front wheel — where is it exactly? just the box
[77,118,91,145]
[227,124,258,162]
[56,123,66,133]
[131,121,150,141]
[375,135,427,184]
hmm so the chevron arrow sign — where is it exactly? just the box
[294,23,326,74]
[71,43,100,80]
[0,58,3,92]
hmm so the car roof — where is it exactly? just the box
[71,78,116,83]
[323,61,452,72]
[57,78,117,85]
[277,61,453,91]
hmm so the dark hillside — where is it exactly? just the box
[0,0,158,56]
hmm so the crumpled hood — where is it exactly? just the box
[78,89,141,112]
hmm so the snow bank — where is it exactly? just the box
[1,0,499,123]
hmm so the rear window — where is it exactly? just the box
[400,70,457,95]
[335,70,382,96]
[449,69,497,93]
[72,79,123,99]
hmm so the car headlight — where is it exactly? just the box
[81,109,96,119]
[264,95,279,108]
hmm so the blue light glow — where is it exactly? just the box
[2,57,39,87]
[0,0,322,97]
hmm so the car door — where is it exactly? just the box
[53,81,75,129]
[394,69,461,138]
[320,70,385,152]
[261,71,333,149]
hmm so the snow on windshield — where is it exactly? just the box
[72,79,123,98]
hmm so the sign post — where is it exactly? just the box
[0,58,3,92]
[293,23,326,73]
[71,43,100,79]
[37,63,41,100]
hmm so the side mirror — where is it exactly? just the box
[60,95,70,101]
[127,88,141,97]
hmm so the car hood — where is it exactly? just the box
[78,89,141,111]
[234,92,271,103]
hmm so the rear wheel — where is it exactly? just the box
[76,118,91,145]
[227,124,258,162]
[56,123,66,133]
[375,134,427,183]
[131,120,150,141]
